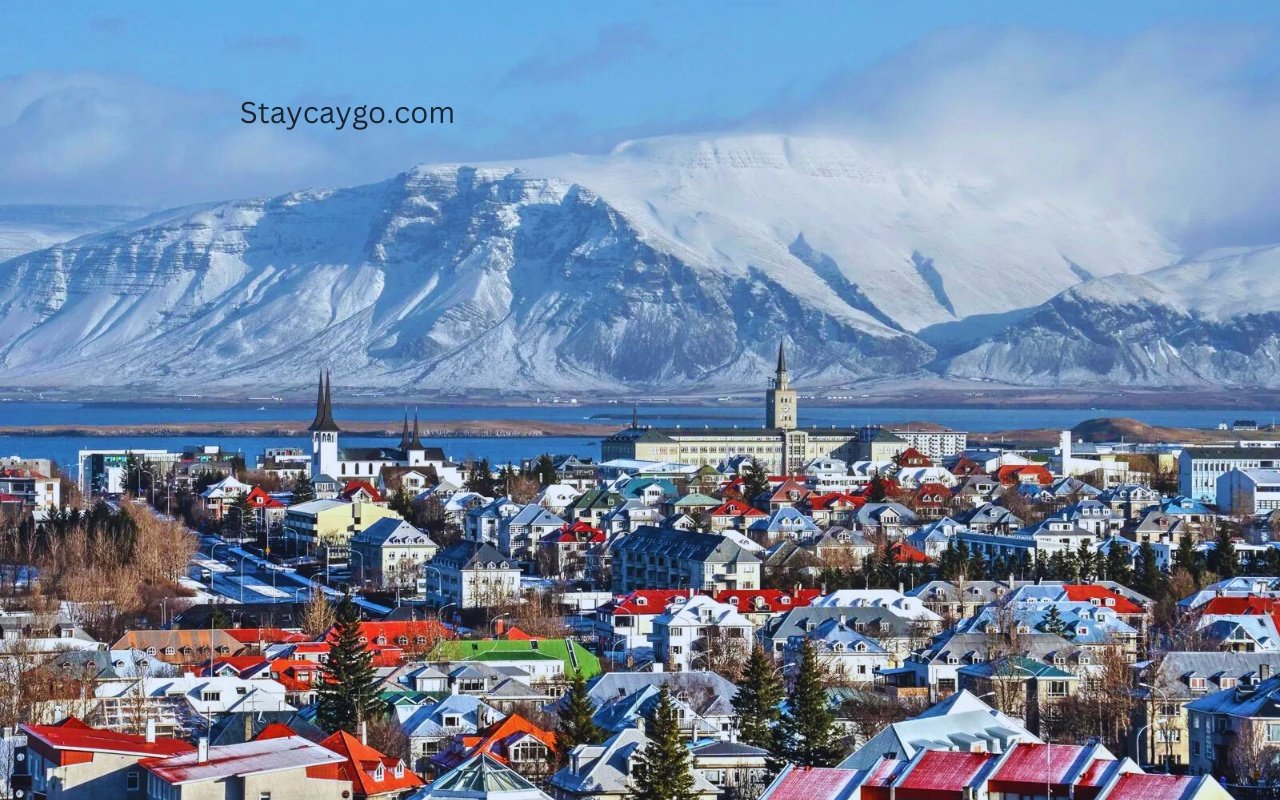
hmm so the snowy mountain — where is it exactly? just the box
[944,246,1280,387]
[0,205,153,262]
[0,134,1186,394]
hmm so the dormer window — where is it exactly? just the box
[1076,626,1089,636]
[374,764,385,781]
[1105,598,1115,607]
[1189,676,1207,691]
[1220,676,1238,689]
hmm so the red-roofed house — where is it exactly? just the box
[709,498,768,532]
[340,480,386,505]
[323,620,453,667]
[908,482,952,520]
[714,589,821,625]
[0,467,60,510]
[244,486,288,533]
[593,590,691,651]
[803,492,865,527]
[895,448,933,468]
[317,730,424,799]
[997,464,1055,487]
[761,479,811,511]
[15,717,194,799]
[894,750,988,800]
[887,542,931,565]
[222,627,311,652]
[537,520,606,580]
[430,713,557,781]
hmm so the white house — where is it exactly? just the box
[650,595,753,672]
[1217,467,1280,516]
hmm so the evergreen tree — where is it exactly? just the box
[742,458,771,504]
[292,472,317,504]
[535,454,557,486]
[316,594,382,734]
[775,639,843,767]
[1173,532,1201,581]
[630,685,698,800]
[1134,542,1166,600]
[1104,539,1132,585]
[1041,604,1067,636]
[1209,525,1238,579]
[866,475,888,503]
[732,645,784,751]
[466,458,497,496]
[389,486,414,519]
[556,669,603,765]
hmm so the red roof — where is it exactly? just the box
[339,480,384,503]
[245,486,285,509]
[222,627,310,645]
[1062,585,1144,615]
[714,589,822,613]
[996,464,1054,486]
[991,743,1087,787]
[888,542,931,564]
[896,447,933,467]
[897,750,988,795]
[711,498,767,518]
[764,766,862,800]
[318,730,424,796]
[23,718,195,760]
[601,590,691,616]
[433,713,556,771]
[541,519,606,544]
[806,492,865,511]
[1106,773,1198,800]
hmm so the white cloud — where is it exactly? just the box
[781,26,1280,250]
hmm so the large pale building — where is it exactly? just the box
[601,343,964,473]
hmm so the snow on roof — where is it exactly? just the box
[141,734,344,784]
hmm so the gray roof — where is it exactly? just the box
[586,671,738,718]
[1186,673,1280,718]
[1145,651,1280,700]
[350,517,436,548]
[610,526,759,565]
[433,541,514,570]
[760,607,918,644]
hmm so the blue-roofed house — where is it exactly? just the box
[397,694,503,774]
[785,617,891,684]
[746,507,821,545]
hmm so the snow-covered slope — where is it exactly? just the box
[0,134,1182,394]
[944,246,1280,387]
[0,205,152,262]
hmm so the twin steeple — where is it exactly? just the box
[308,371,340,433]
[398,409,425,451]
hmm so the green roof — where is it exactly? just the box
[958,655,1077,680]
[674,492,721,507]
[435,638,602,677]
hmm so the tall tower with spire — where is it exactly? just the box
[308,371,340,478]
[765,340,797,431]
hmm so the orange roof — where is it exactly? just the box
[340,480,384,502]
[222,627,309,645]
[434,713,556,770]
[1062,585,1144,615]
[888,541,931,564]
[996,464,1054,486]
[319,730,424,796]
[806,492,866,511]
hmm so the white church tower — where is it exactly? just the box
[309,371,340,478]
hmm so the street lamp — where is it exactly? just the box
[423,565,444,597]
[438,602,458,630]
[1137,681,1169,771]
[1010,663,1052,800]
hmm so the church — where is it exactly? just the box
[307,372,455,483]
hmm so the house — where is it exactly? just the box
[139,725,348,800]
[1186,671,1280,777]
[956,655,1080,735]
[243,486,287,534]
[466,497,523,547]
[746,507,821,545]
[786,617,890,683]
[395,695,502,773]
[430,714,557,781]
[758,606,924,665]
[592,590,691,656]
[350,518,439,591]
[549,728,719,800]
[13,718,194,800]
[1136,652,1280,770]
[111,630,245,667]
[407,754,553,800]
[431,639,602,682]
[93,675,293,735]
[1179,444,1280,503]
[318,730,424,799]
[500,505,565,564]
[535,485,583,516]
[953,502,1023,534]
[839,689,1038,770]
[429,541,521,608]
[284,499,403,549]
[586,672,738,741]
[0,467,61,513]
[537,521,606,580]
[609,526,761,593]
[650,595,753,673]
[713,588,822,626]
[707,499,767,532]
[689,740,771,800]
[1218,467,1280,516]
[851,503,918,538]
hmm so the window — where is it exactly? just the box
[1048,681,1069,697]
[127,770,140,790]
[1267,724,1280,743]
[259,793,272,800]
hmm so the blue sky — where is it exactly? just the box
[2,0,1280,247]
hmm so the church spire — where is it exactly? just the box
[777,339,787,375]
[410,409,424,450]
[308,370,339,432]
[398,410,411,449]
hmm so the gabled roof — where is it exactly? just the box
[319,730,424,795]
[22,717,195,759]
[412,753,550,800]
[141,732,343,784]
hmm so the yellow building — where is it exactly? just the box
[283,498,402,548]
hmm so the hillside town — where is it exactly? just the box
[3,349,1280,800]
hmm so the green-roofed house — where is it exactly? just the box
[662,492,722,519]
[435,639,602,682]
[956,655,1079,735]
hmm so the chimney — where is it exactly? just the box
[145,718,157,744]
[360,720,368,746]
[571,750,582,773]
[197,737,209,764]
